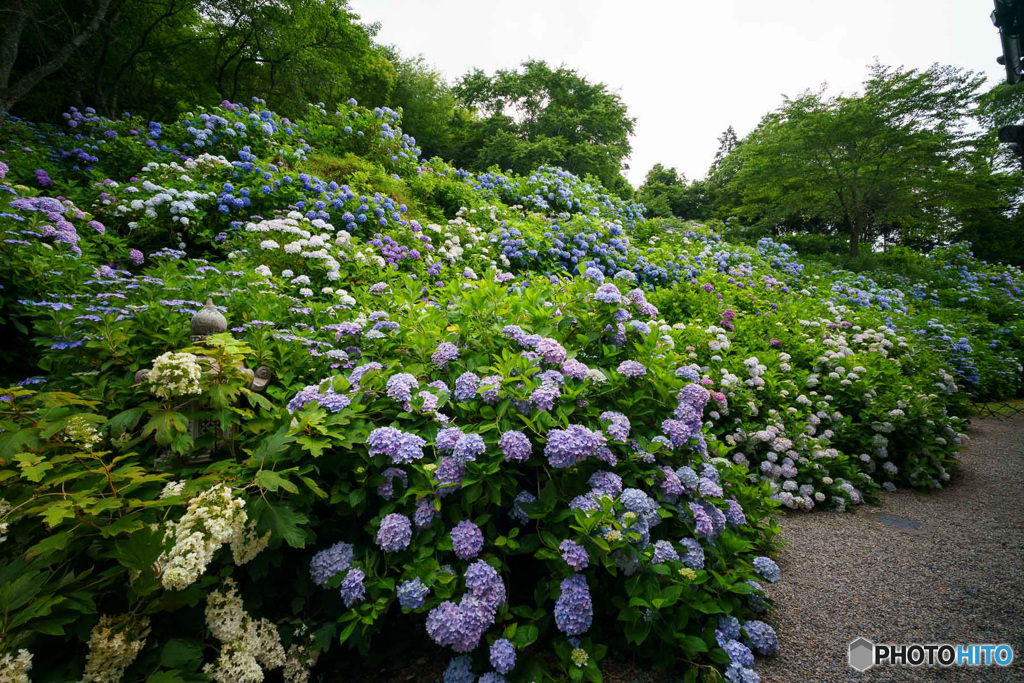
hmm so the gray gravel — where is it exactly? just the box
[758,416,1024,682]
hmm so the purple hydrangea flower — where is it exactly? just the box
[559,540,590,570]
[386,372,419,402]
[499,430,531,461]
[454,372,480,401]
[600,411,630,441]
[398,577,429,609]
[752,556,781,583]
[479,375,502,404]
[676,466,699,491]
[451,520,483,559]
[531,382,560,411]
[376,513,412,552]
[680,537,705,570]
[725,499,746,527]
[617,360,647,378]
[436,427,465,452]
[452,433,485,465]
[718,615,742,640]
[432,342,460,369]
[535,338,566,364]
[367,427,426,464]
[287,383,351,414]
[724,663,761,683]
[620,488,657,515]
[554,574,593,636]
[377,467,408,500]
[340,568,366,607]
[561,358,589,380]
[510,490,536,524]
[444,656,474,683]
[724,639,755,667]
[652,540,679,564]
[593,283,622,304]
[489,638,516,674]
[309,541,353,586]
[415,498,437,528]
[588,470,623,497]
[743,620,779,655]
[699,477,724,498]
[129,248,144,265]
[545,425,606,468]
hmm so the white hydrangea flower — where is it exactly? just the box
[158,484,247,590]
[81,614,151,683]
[148,352,203,399]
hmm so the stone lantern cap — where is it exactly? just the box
[192,299,227,338]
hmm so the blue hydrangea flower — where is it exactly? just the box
[743,619,779,655]
[559,539,590,570]
[376,513,412,552]
[432,342,460,369]
[511,490,536,523]
[588,470,623,497]
[752,556,781,583]
[309,541,353,586]
[724,639,755,667]
[545,425,606,468]
[443,655,475,683]
[499,430,531,461]
[436,427,465,452]
[397,577,429,609]
[725,499,746,527]
[454,372,480,401]
[340,568,366,607]
[554,574,593,635]
[617,360,647,378]
[451,520,483,559]
[651,540,679,564]
[489,638,516,674]
[679,537,705,570]
[452,433,485,465]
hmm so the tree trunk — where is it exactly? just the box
[849,218,860,259]
[0,0,113,111]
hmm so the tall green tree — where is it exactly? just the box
[453,60,635,194]
[721,63,984,258]
[637,163,707,219]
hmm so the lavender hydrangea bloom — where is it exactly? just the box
[724,663,761,683]
[701,463,720,483]
[479,673,508,683]
[377,467,408,500]
[545,425,606,468]
[724,639,755,667]
[463,560,505,609]
[743,620,780,655]
[415,498,438,528]
[398,577,429,609]
[554,574,593,636]
[588,470,623,497]
[489,638,516,674]
[570,493,601,512]
[559,540,590,570]
[651,540,679,564]
[593,283,622,304]
[676,466,700,491]
[680,537,705,570]
[676,365,701,381]
[531,382,560,411]
[340,568,366,607]
[510,490,536,524]
[129,248,144,265]
[392,432,427,464]
[600,411,631,441]
[659,467,684,499]
[349,362,382,385]
[451,520,483,559]
[478,375,502,404]
[746,581,769,612]
[583,266,605,284]
[426,601,463,647]
[287,383,351,413]
[454,372,480,401]
[436,427,465,453]
[309,541,353,586]
[435,457,465,496]
[443,656,475,683]
[752,556,781,583]
[725,499,747,527]
[499,430,531,461]
[561,358,589,380]
[432,342,459,369]
[535,338,566,364]
[376,513,412,552]
[620,488,657,515]
[699,477,724,498]
[617,360,647,378]
[452,433,485,465]
[428,379,450,394]
[386,373,419,402]
[718,615,742,641]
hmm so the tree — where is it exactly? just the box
[452,60,636,192]
[637,164,707,219]
[710,125,737,172]
[0,0,114,111]
[723,63,984,258]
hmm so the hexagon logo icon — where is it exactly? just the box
[849,637,875,672]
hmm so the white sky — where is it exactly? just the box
[351,0,1005,187]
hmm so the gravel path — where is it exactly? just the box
[758,416,1024,682]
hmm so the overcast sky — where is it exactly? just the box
[351,0,1005,187]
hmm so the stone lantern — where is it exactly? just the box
[136,298,272,468]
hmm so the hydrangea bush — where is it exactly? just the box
[0,96,1019,682]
